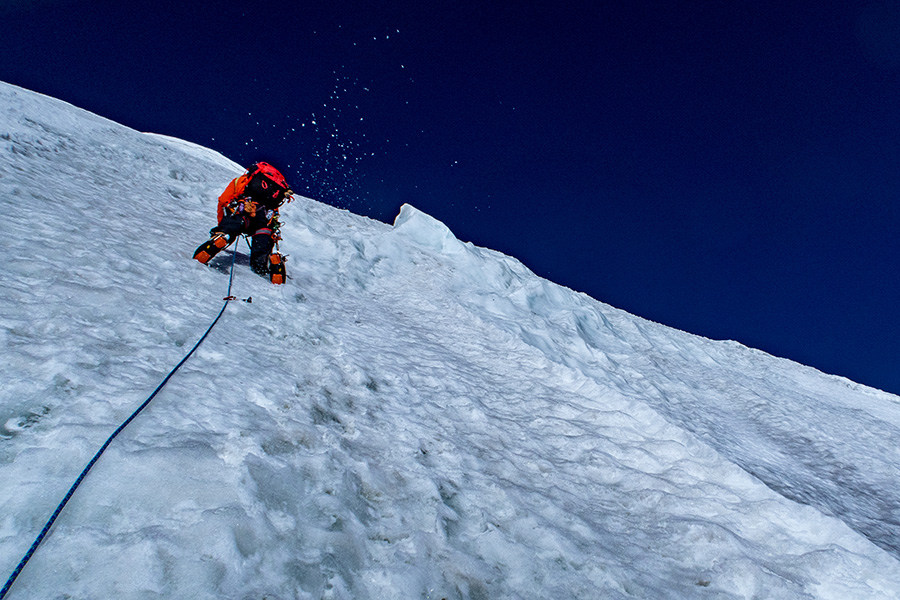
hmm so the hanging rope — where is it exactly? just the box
[1,248,240,599]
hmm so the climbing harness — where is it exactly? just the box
[0,249,241,599]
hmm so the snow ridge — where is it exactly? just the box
[2,81,900,599]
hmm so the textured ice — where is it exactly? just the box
[1,81,900,599]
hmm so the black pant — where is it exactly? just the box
[212,212,275,275]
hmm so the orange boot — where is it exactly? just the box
[269,252,286,284]
[193,233,230,264]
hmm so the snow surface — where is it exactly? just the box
[2,80,900,598]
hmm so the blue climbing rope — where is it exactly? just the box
[0,248,240,599]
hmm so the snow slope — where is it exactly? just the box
[2,80,900,599]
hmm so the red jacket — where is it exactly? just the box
[216,173,252,222]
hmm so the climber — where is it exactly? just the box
[193,162,292,284]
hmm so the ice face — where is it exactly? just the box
[1,81,899,599]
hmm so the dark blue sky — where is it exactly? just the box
[4,0,900,394]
